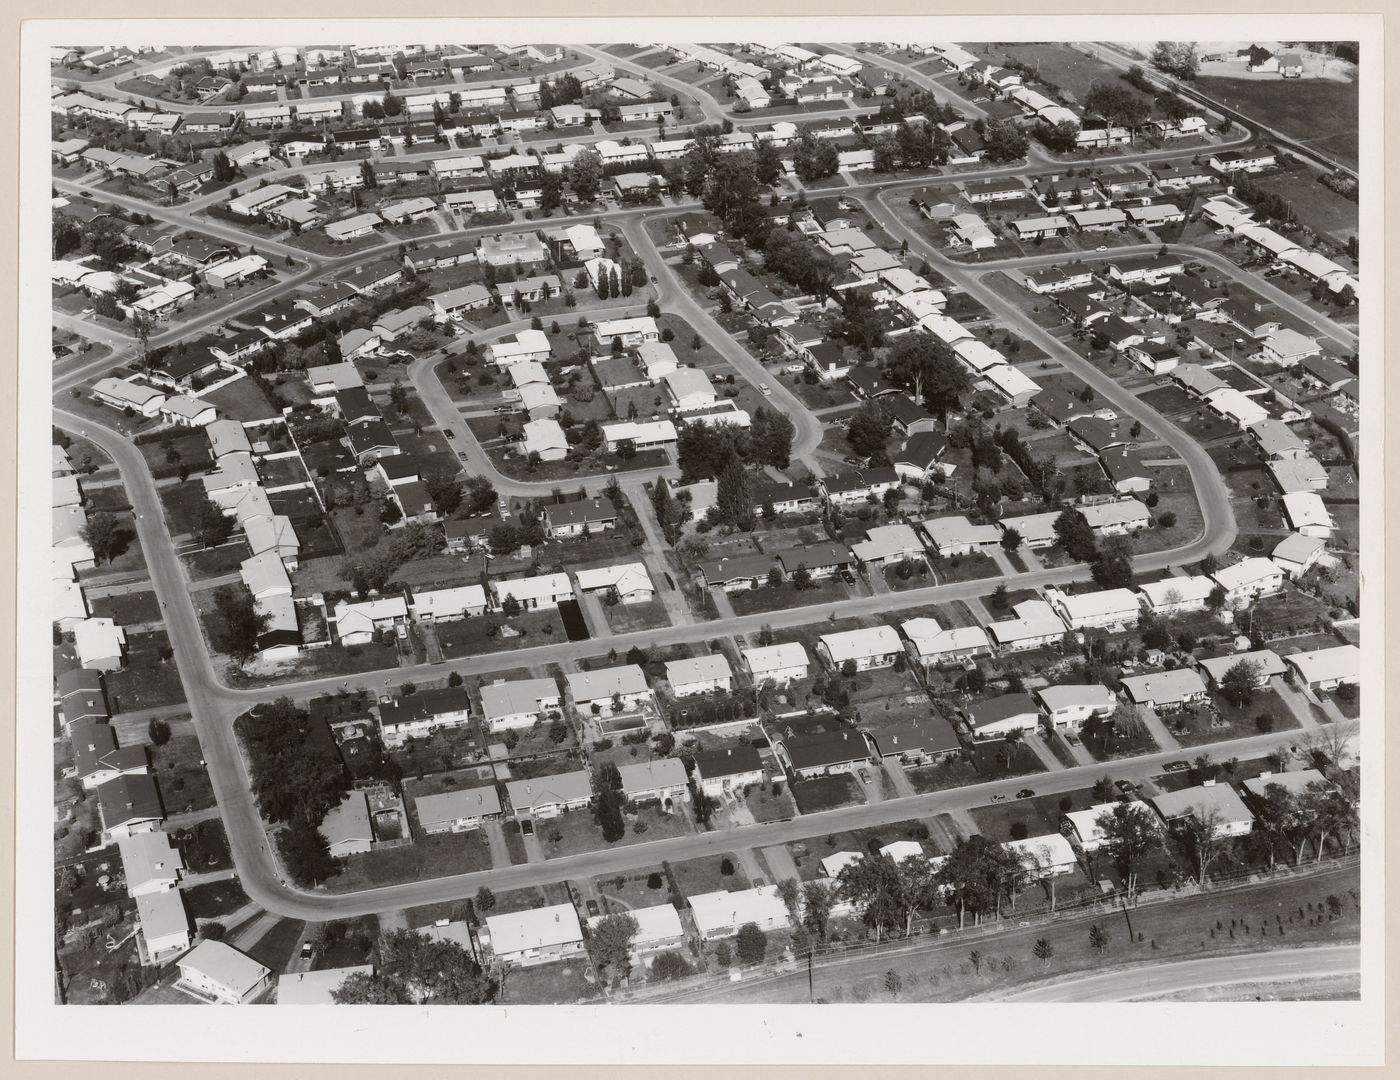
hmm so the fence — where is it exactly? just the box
[617,850,1360,1003]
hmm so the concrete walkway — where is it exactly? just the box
[577,591,613,639]
[481,820,514,868]
[759,845,801,885]
[165,806,223,830]
[1139,707,1183,752]
[230,911,281,952]
[734,847,767,885]
[707,585,737,621]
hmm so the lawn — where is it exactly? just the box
[1082,721,1159,763]
[1197,73,1359,171]
[174,819,233,875]
[148,734,216,814]
[202,377,280,423]
[182,879,249,920]
[103,631,186,711]
[730,578,849,616]
[741,779,798,824]
[592,866,673,914]
[541,805,693,860]
[315,916,381,969]
[969,787,1098,843]
[1169,689,1300,749]
[790,773,865,814]
[498,957,602,1004]
[246,918,307,977]
[321,831,494,893]
[89,590,162,626]
[602,600,672,634]
[906,757,985,794]
[934,552,1002,584]
[666,852,750,897]
[966,740,1048,781]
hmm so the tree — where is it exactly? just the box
[196,498,234,548]
[1095,802,1161,898]
[846,402,894,459]
[651,950,692,981]
[277,818,336,887]
[1083,82,1152,134]
[884,334,969,420]
[462,475,497,516]
[801,880,835,943]
[593,762,626,842]
[500,594,522,618]
[210,585,269,666]
[359,928,495,1004]
[1089,923,1108,955]
[331,972,414,1004]
[1036,119,1081,153]
[790,132,839,182]
[1180,805,1228,885]
[80,512,122,565]
[715,450,755,531]
[982,120,1029,162]
[1000,528,1022,553]
[568,149,605,203]
[1205,584,1228,613]
[422,467,463,516]
[1218,659,1261,708]
[587,913,640,983]
[933,834,1028,928]
[791,565,813,591]
[475,886,496,915]
[1032,937,1054,967]
[735,921,767,965]
[1151,41,1199,80]
[1052,509,1098,563]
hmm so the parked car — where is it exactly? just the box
[840,569,856,585]
[585,899,600,917]
[1115,779,1137,794]
[1162,760,1189,773]
[990,793,1007,802]
[1016,788,1035,799]
[444,429,455,439]
[300,942,313,959]
[858,768,871,784]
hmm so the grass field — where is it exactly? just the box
[791,773,865,814]
[183,879,250,920]
[1252,168,1359,246]
[245,918,307,977]
[321,830,494,893]
[148,734,216,814]
[1196,74,1359,171]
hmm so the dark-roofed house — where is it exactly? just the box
[894,431,950,482]
[819,467,901,506]
[1100,446,1152,493]
[691,744,765,798]
[345,417,400,464]
[57,668,109,733]
[864,713,962,766]
[700,553,777,592]
[780,727,873,779]
[377,686,473,747]
[751,480,820,515]
[97,774,164,840]
[962,693,1040,740]
[70,717,147,789]
[541,497,618,539]
[846,367,900,400]
[775,541,850,579]
[881,395,938,435]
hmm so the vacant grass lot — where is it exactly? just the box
[667,852,750,896]
[246,918,307,977]
[104,631,185,711]
[541,806,692,859]
[791,773,865,814]
[1196,74,1359,170]
[970,786,1099,843]
[322,831,494,893]
[148,734,216,814]
[183,879,250,920]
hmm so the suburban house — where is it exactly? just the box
[541,497,618,539]
[175,941,273,1004]
[376,687,473,748]
[863,714,963,766]
[689,886,792,940]
[818,467,901,506]
[665,654,734,697]
[1272,533,1327,578]
[71,718,147,790]
[415,785,503,834]
[1046,586,1142,630]
[134,888,191,965]
[410,585,490,623]
[617,759,690,807]
[1119,669,1209,710]
[691,745,765,798]
[817,626,903,671]
[504,771,593,820]
[117,826,182,898]
[920,515,1001,557]
[986,600,1068,653]
[482,904,586,967]
[1197,649,1287,689]
[588,903,686,959]
[901,618,991,666]
[566,665,652,714]
[1035,684,1117,732]
[1211,557,1285,605]
[699,553,777,593]
[574,564,655,605]
[319,791,373,858]
[333,597,408,645]
[1150,782,1255,837]
[97,774,164,841]
[850,523,925,568]
[1283,644,1361,692]
[779,727,873,779]
[1138,574,1218,615]
[276,966,376,1005]
[1003,833,1078,879]
[962,693,1040,739]
[742,642,810,686]
[1064,801,1156,853]
[492,573,574,611]
[479,677,563,732]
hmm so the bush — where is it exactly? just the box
[147,718,172,746]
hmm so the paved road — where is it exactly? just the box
[990,943,1360,1001]
[574,44,726,127]
[861,189,1241,561]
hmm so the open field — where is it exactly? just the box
[1196,74,1359,170]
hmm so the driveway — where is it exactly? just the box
[1271,674,1323,730]
[480,821,514,869]
[1138,707,1184,752]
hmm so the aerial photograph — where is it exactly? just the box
[38,30,1366,1023]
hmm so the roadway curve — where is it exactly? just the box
[989,943,1360,1001]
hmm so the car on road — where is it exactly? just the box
[759,383,771,396]
[1094,245,1108,252]
[458,452,469,461]
[1016,788,1035,799]
[444,429,455,439]
[494,405,515,415]
[1162,760,1189,773]
[990,793,1007,802]
[1115,779,1137,794]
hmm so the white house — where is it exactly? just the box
[588,903,685,958]
[1211,557,1285,605]
[742,642,810,685]
[1281,492,1335,539]
[319,791,373,858]
[1003,832,1078,878]
[493,573,574,612]
[415,785,502,834]
[135,889,191,965]
[901,618,992,665]
[1138,574,1218,615]
[617,758,690,806]
[689,886,792,941]
[1150,782,1255,838]
[1120,669,1209,710]
[117,830,184,896]
[176,940,272,1004]
[1047,587,1143,630]
[522,419,568,462]
[574,563,654,605]
[483,904,585,967]
[74,617,127,671]
[333,597,408,644]
[479,677,563,732]
[1283,644,1360,692]
[505,771,593,820]
[1063,801,1157,853]
[665,654,734,697]
[1272,533,1327,579]
[817,626,902,671]
[986,600,1067,653]
[566,665,652,714]
[411,585,489,622]
[1035,684,1117,731]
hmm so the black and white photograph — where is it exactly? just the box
[16,12,1384,1068]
